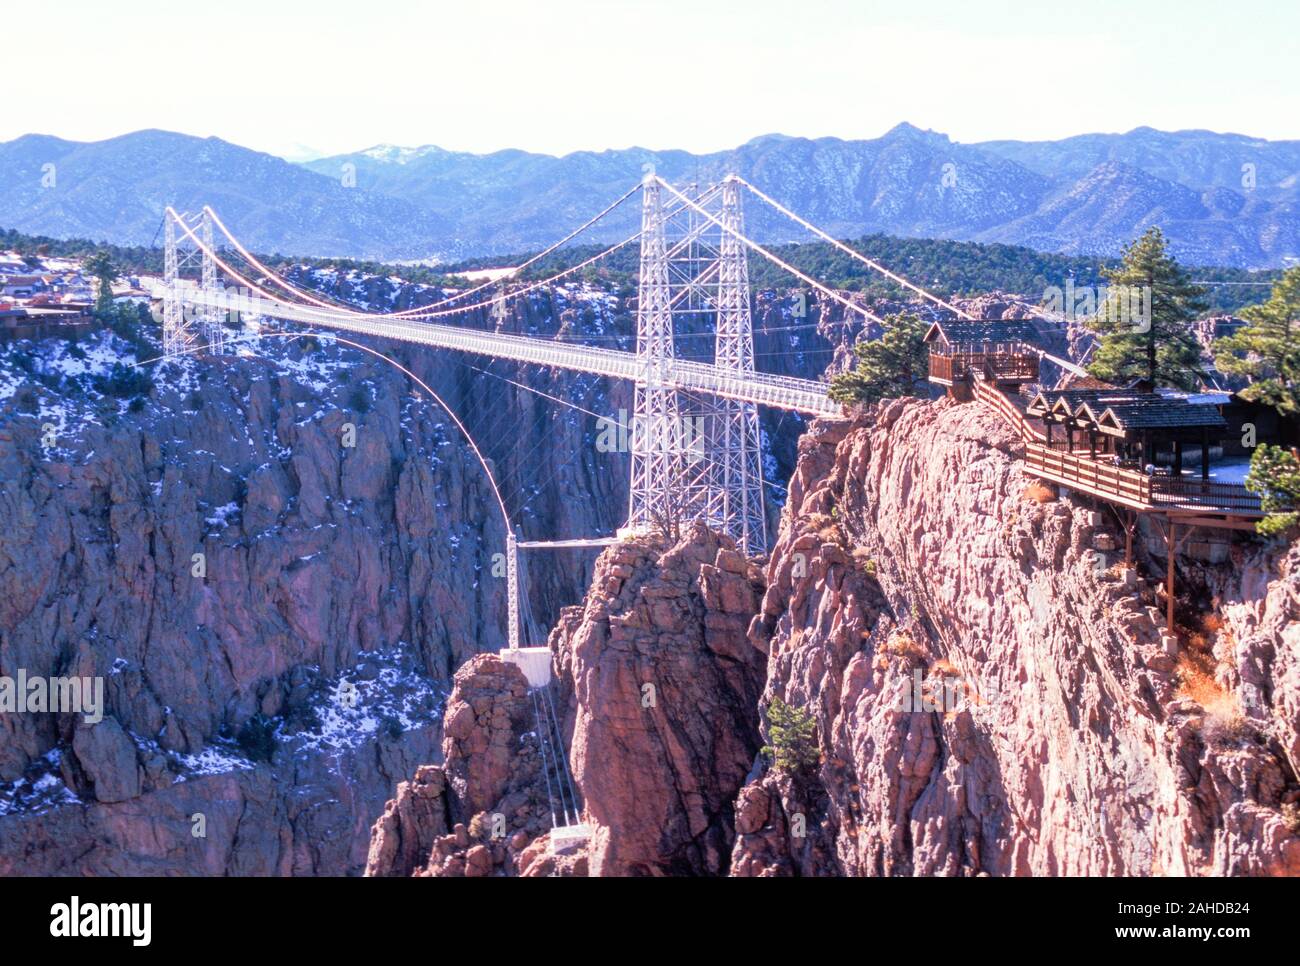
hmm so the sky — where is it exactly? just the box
[6,0,1298,159]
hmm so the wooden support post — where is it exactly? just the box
[1124,511,1135,568]
[1201,427,1210,480]
[1173,439,1183,477]
[1166,521,1176,633]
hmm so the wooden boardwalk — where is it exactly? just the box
[967,369,1265,523]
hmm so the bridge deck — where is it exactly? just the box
[179,286,840,416]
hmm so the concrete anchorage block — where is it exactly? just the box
[499,647,553,688]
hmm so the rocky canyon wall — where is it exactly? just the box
[734,398,1300,876]
[368,395,1300,878]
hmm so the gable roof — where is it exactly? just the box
[923,320,1039,346]
[1093,401,1228,435]
[1025,388,1145,419]
[1055,373,1115,390]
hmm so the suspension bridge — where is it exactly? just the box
[156,173,976,850]
[160,173,978,623]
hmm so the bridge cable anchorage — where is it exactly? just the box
[529,689,562,828]
[542,683,582,825]
[734,176,975,321]
[652,177,888,328]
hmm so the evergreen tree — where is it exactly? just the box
[1245,444,1300,537]
[1086,227,1207,390]
[83,249,119,312]
[828,312,930,405]
[761,696,819,774]
[1213,266,1300,416]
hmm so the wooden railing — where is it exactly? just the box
[1151,478,1263,514]
[1026,443,1155,507]
[929,345,1039,385]
[1025,443,1264,515]
[971,374,1043,441]
[955,348,1269,519]
[929,353,958,384]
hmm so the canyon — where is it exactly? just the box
[367,397,1300,876]
[2,276,1296,876]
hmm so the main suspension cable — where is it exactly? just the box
[735,176,975,320]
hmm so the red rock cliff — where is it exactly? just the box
[733,397,1300,876]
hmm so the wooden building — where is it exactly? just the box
[924,320,1040,388]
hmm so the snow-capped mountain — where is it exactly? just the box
[1,124,1297,266]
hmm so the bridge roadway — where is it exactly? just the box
[178,284,840,417]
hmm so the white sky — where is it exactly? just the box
[7,0,1298,158]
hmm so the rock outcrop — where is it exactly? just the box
[732,397,1300,876]
[0,293,635,874]
[364,653,554,877]
[367,525,768,876]
[550,525,767,875]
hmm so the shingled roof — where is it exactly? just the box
[1093,401,1228,435]
[1024,388,1145,418]
[923,320,1039,346]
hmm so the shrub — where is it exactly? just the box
[94,362,153,400]
[851,546,877,575]
[236,713,278,763]
[828,312,930,405]
[1283,802,1300,835]
[761,696,820,775]
[467,812,490,840]
[1023,481,1057,504]
[348,385,371,414]
[880,630,927,663]
[1245,445,1300,537]
[1174,651,1246,745]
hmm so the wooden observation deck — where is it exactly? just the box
[925,322,1265,526]
[923,322,1279,631]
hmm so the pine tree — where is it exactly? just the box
[1213,266,1300,416]
[83,249,119,312]
[760,695,820,774]
[828,312,930,405]
[1086,227,1207,390]
[1245,444,1300,537]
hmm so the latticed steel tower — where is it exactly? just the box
[162,209,225,359]
[627,176,691,536]
[708,177,767,554]
[627,175,768,555]
[199,211,225,355]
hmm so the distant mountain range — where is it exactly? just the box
[1,124,1297,268]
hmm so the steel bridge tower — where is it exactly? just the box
[627,176,691,536]
[162,209,225,359]
[627,175,768,556]
[709,177,767,554]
